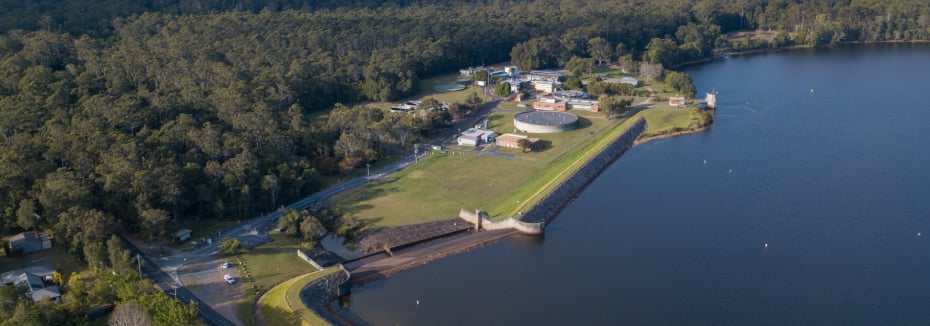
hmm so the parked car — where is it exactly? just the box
[221,262,232,269]
[223,274,235,284]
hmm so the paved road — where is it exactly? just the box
[121,236,237,326]
[130,96,505,325]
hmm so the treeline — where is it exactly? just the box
[0,236,200,325]
[3,0,930,264]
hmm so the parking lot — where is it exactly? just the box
[181,257,244,325]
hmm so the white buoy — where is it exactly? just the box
[918,232,922,237]
[416,300,420,305]
[810,88,815,93]
[703,160,708,165]
[763,243,768,248]
[729,168,733,173]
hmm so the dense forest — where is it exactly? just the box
[3,0,930,279]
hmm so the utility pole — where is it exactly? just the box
[136,253,142,277]
[414,144,419,163]
[366,163,371,177]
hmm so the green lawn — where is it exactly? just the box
[499,116,643,217]
[327,66,708,228]
[496,100,523,111]
[329,109,637,225]
[0,240,85,283]
[411,72,489,105]
[638,108,712,137]
[259,267,342,326]
[486,111,619,164]
[234,232,318,326]
[259,274,303,326]
[330,151,541,227]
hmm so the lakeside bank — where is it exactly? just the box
[292,107,714,325]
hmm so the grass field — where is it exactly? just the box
[259,267,342,326]
[638,108,712,137]
[499,116,643,217]
[365,72,490,111]
[486,111,617,163]
[0,242,85,282]
[328,65,708,227]
[329,108,637,224]
[234,232,318,326]
[330,151,540,227]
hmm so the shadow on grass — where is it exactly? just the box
[260,304,301,326]
[347,204,375,211]
[354,217,384,233]
[575,116,594,130]
[487,114,505,126]
[528,140,554,153]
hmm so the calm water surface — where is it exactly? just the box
[337,45,930,325]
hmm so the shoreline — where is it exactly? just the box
[302,38,922,325]
[675,39,930,70]
[324,114,713,324]
[634,123,713,146]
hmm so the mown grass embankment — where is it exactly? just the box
[259,267,342,326]
[233,232,317,326]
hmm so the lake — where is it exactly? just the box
[335,44,930,325]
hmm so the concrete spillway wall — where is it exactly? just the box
[520,117,647,224]
[458,209,545,235]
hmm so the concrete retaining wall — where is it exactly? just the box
[458,209,545,235]
[520,117,647,224]
[296,249,324,270]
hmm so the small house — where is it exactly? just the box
[496,133,545,151]
[523,70,565,83]
[507,79,523,93]
[457,134,479,146]
[533,97,567,112]
[669,96,687,107]
[567,99,600,112]
[533,81,557,94]
[620,77,639,87]
[173,229,192,242]
[505,66,521,78]
[6,272,61,302]
[457,128,498,146]
[490,71,510,79]
[9,232,52,255]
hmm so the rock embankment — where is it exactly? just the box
[300,267,351,325]
[521,117,648,224]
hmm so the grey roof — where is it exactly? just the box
[515,111,579,127]
[31,285,61,302]
[9,232,49,246]
[0,261,55,284]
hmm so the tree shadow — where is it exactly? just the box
[259,304,302,326]
[486,114,505,127]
